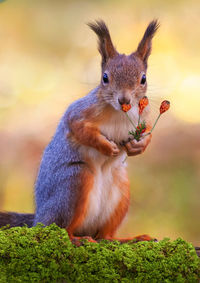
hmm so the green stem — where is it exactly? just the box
[150,113,161,133]
[138,114,140,126]
[142,113,161,138]
[125,112,136,129]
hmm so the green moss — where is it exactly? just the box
[0,224,199,282]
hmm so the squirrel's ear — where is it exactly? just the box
[88,20,117,68]
[135,20,159,66]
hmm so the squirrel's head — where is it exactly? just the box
[88,20,159,111]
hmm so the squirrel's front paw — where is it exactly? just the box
[121,134,151,156]
[109,141,120,156]
[98,138,120,157]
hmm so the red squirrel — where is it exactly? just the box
[0,20,158,244]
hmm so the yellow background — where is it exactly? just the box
[0,0,199,245]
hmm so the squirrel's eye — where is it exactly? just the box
[140,74,146,85]
[103,73,109,84]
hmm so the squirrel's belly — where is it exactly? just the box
[74,163,124,237]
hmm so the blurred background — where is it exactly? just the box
[0,0,199,245]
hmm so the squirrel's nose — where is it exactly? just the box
[118,98,130,105]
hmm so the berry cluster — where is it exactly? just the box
[121,98,170,141]
[121,104,132,112]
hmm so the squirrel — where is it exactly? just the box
[0,20,159,244]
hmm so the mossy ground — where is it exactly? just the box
[0,224,199,282]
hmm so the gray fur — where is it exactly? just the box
[0,87,99,229]
[33,87,99,227]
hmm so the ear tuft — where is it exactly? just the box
[142,20,159,41]
[136,19,159,66]
[88,20,117,68]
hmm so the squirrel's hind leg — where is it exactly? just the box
[70,236,97,246]
[95,166,130,240]
[98,234,154,243]
[95,167,155,243]
[66,166,96,244]
[34,164,94,233]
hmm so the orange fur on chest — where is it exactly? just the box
[67,104,134,238]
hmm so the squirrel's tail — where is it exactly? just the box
[0,212,34,228]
